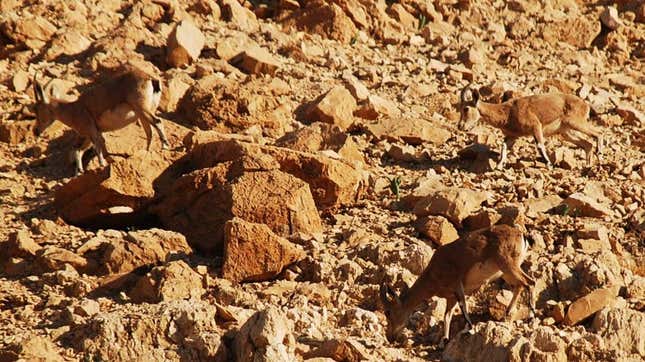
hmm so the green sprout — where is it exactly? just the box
[389,176,402,201]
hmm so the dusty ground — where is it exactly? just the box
[0,0,644,361]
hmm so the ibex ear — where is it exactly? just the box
[33,79,49,104]
[380,284,401,306]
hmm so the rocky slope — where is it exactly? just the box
[0,0,643,361]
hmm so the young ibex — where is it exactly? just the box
[459,86,603,169]
[32,68,170,175]
[380,224,534,346]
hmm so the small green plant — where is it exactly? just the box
[389,176,402,201]
[350,34,358,46]
[418,14,428,31]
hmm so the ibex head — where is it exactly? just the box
[380,284,408,343]
[32,73,60,137]
[458,85,481,131]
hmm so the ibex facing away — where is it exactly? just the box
[459,86,604,169]
[380,224,534,346]
[32,68,170,175]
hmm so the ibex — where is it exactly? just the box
[459,86,603,169]
[380,224,534,347]
[32,68,170,175]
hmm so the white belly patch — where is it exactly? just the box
[97,103,138,131]
[463,260,503,293]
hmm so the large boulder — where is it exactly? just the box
[151,152,323,254]
[221,218,305,283]
[54,151,172,227]
[70,300,227,361]
[592,307,645,358]
[183,139,368,211]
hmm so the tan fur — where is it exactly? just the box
[460,88,604,169]
[380,225,534,345]
[32,68,170,175]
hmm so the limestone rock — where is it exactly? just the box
[561,193,613,219]
[130,260,204,302]
[564,286,620,325]
[342,72,370,101]
[363,117,451,145]
[221,218,305,283]
[222,0,260,32]
[167,20,205,68]
[71,300,226,361]
[413,187,488,225]
[415,215,459,245]
[152,152,323,254]
[275,122,365,166]
[354,94,401,120]
[231,45,281,75]
[1,16,57,49]
[280,2,357,43]
[98,229,193,275]
[542,15,601,49]
[45,29,92,61]
[36,246,91,272]
[234,306,296,361]
[305,86,357,130]
[0,121,35,144]
[592,308,645,357]
[6,230,41,258]
[12,69,29,92]
[54,151,172,227]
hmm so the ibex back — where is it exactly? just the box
[32,68,170,175]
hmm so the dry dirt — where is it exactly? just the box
[0,0,644,361]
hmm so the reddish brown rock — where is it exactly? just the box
[166,20,205,68]
[152,152,323,254]
[231,45,281,75]
[561,193,613,219]
[222,218,305,283]
[305,86,357,130]
[1,16,57,49]
[0,121,35,145]
[6,230,41,258]
[36,246,92,272]
[130,260,204,303]
[97,229,193,275]
[45,29,92,61]
[12,69,29,92]
[354,94,401,120]
[280,1,358,43]
[415,215,459,245]
[564,286,620,325]
[363,117,451,145]
[275,122,365,166]
[221,0,260,32]
[387,3,418,31]
[542,15,601,49]
[413,187,488,225]
[54,151,172,226]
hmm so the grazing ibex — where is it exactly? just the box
[459,86,603,169]
[380,225,534,346]
[32,68,170,175]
